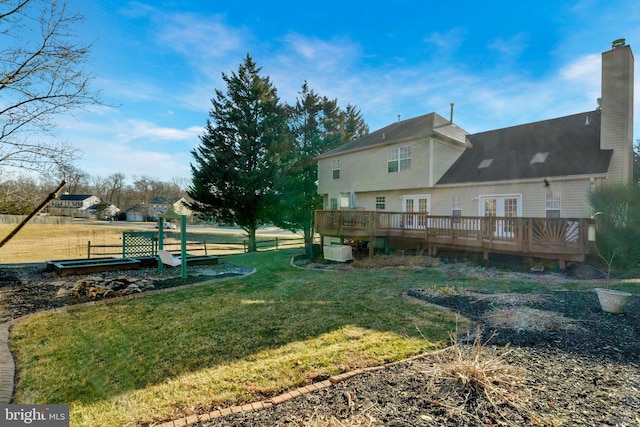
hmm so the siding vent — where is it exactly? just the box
[478,159,493,169]
[530,152,549,164]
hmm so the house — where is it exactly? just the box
[87,203,120,220]
[125,205,146,222]
[147,197,192,221]
[316,39,634,264]
[49,194,101,218]
[124,197,192,222]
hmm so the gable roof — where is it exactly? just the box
[437,110,612,185]
[151,196,184,205]
[58,194,96,201]
[317,112,469,158]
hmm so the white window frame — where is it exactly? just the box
[545,192,561,218]
[375,196,386,210]
[388,146,411,173]
[332,159,340,179]
[329,198,338,210]
[452,196,462,217]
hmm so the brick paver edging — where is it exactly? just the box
[0,267,256,404]
[155,348,451,427]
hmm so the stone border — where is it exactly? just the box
[155,348,451,427]
[0,267,256,404]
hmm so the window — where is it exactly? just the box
[329,198,338,210]
[388,146,411,172]
[452,196,462,218]
[376,196,386,210]
[332,159,340,179]
[546,192,561,218]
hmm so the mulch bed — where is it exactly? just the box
[0,262,253,323]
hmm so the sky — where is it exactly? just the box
[47,0,640,185]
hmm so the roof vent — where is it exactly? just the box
[381,133,385,139]
[585,115,590,125]
[530,152,549,164]
[478,159,493,169]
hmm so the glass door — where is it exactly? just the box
[481,195,521,238]
[402,195,430,229]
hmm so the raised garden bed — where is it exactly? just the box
[46,257,140,276]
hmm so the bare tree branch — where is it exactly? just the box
[0,0,103,175]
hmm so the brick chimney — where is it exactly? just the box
[600,39,634,183]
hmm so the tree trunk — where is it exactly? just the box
[247,225,258,252]
[304,228,315,259]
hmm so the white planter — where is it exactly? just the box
[595,288,632,314]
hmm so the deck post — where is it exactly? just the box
[450,215,454,245]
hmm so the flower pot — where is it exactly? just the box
[594,288,632,314]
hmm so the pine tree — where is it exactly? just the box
[188,54,289,252]
[274,82,368,258]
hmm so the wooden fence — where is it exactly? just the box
[0,214,71,225]
[84,236,304,258]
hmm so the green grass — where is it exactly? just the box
[10,250,464,427]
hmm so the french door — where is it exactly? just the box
[402,195,430,229]
[480,195,521,237]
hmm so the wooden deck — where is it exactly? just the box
[315,210,593,264]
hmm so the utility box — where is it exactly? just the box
[323,245,353,262]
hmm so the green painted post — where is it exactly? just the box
[158,218,164,272]
[180,215,187,278]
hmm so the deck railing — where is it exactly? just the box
[315,210,592,261]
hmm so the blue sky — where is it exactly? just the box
[54,0,640,184]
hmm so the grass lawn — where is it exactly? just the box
[0,223,302,263]
[10,249,467,427]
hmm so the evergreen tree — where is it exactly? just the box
[188,54,289,252]
[342,103,369,141]
[589,183,640,277]
[274,82,368,258]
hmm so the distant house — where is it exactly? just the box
[124,197,192,222]
[87,203,120,220]
[148,197,192,221]
[49,194,101,218]
[125,205,146,222]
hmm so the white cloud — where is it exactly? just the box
[158,13,246,59]
[119,120,203,142]
[423,28,468,51]
[487,33,531,57]
[560,53,600,85]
